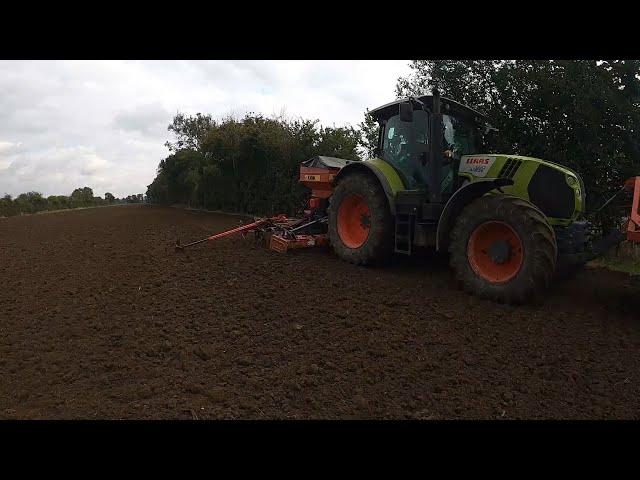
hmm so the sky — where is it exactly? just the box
[0,60,411,198]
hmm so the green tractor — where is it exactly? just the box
[317,90,637,303]
[178,90,640,303]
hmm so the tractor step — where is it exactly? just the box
[395,213,413,255]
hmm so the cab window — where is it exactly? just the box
[382,110,430,189]
[442,114,477,158]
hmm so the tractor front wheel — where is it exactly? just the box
[449,195,557,304]
[328,172,393,265]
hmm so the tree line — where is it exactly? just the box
[146,113,363,216]
[0,187,145,218]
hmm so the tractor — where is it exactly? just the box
[177,90,640,304]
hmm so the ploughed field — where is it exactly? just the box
[1,204,640,419]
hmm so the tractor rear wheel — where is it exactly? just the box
[328,172,393,265]
[449,195,557,304]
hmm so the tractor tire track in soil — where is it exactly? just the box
[1,205,640,419]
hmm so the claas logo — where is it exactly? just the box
[465,157,491,165]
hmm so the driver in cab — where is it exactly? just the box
[388,123,458,190]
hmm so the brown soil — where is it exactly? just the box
[2,205,640,419]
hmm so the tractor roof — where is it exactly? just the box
[368,95,488,124]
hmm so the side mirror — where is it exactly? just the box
[399,102,414,123]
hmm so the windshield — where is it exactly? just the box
[381,111,429,189]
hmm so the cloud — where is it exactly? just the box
[0,60,411,198]
[113,102,171,137]
[1,145,118,196]
[0,140,22,155]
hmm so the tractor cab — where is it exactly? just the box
[368,92,489,203]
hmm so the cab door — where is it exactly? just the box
[381,110,430,190]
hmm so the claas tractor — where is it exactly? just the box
[177,90,640,304]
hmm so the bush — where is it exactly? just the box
[146,113,362,216]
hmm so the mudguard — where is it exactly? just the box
[436,177,514,251]
[333,158,405,215]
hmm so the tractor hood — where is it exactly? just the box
[459,154,581,179]
[459,154,585,222]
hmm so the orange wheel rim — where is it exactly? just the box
[468,221,523,283]
[337,194,371,248]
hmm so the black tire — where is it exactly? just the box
[449,195,557,304]
[328,171,393,265]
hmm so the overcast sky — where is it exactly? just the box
[0,60,411,198]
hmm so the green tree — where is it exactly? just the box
[15,191,48,214]
[358,109,379,158]
[148,112,362,216]
[316,125,361,161]
[0,194,15,217]
[105,192,115,204]
[166,113,216,153]
[70,187,94,207]
[47,195,70,211]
